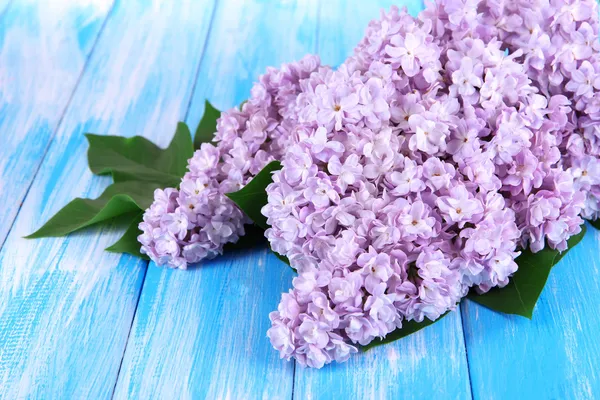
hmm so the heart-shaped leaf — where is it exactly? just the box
[86,122,193,186]
[105,212,149,259]
[589,219,600,230]
[26,181,162,238]
[363,311,451,351]
[194,100,220,149]
[468,224,587,318]
[226,160,281,230]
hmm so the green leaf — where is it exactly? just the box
[589,219,600,230]
[224,161,293,268]
[226,160,281,230]
[272,249,291,266]
[468,224,587,319]
[194,100,220,149]
[25,181,162,238]
[363,311,451,351]
[105,212,149,259]
[86,122,194,186]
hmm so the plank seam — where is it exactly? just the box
[459,304,476,400]
[183,0,220,122]
[290,361,296,400]
[110,265,148,399]
[110,1,220,396]
[0,0,118,255]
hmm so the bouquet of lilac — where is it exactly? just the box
[29,0,600,368]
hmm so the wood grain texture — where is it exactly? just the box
[294,312,471,400]
[461,225,600,400]
[0,1,215,398]
[2,0,598,398]
[294,1,471,399]
[0,0,112,248]
[114,249,298,400]
[113,1,319,398]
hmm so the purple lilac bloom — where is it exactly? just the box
[138,55,322,269]
[265,0,599,368]
[139,0,600,368]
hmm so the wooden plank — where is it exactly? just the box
[0,0,112,247]
[115,249,298,399]
[294,312,472,399]
[0,1,215,398]
[113,1,319,398]
[293,1,471,398]
[461,226,600,400]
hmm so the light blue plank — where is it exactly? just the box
[462,226,600,400]
[185,0,319,129]
[0,0,111,247]
[293,1,471,398]
[0,1,215,398]
[115,249,298,399]
[294,312,472,399]
[113,1,319,398]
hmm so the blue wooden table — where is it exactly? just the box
[0,1,599,399]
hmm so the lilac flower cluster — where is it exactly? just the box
[138,55,321,268]
[138,0,600,368]
[264,0,600,367]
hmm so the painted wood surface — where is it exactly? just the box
[0,0,215,398]
[113,1,319,398]
[0,1,599,399]
[0,0,112,247]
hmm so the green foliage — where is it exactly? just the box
[194,100,220,149]
[86,122,193,186]
[225,161,292,267]
[105,212,149,259]
[27,114,205,259]
[226,161,281,230]
[26,181,161,238]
